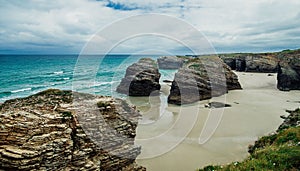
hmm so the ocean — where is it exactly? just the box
[0,54,176,102]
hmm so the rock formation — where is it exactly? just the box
[168,56,242,105]
[117,58,161,96]
[278,108,300,131]
[0,89,145,171]
[277,49,300,91]
[157,56,184,69]
[220,53,278,73]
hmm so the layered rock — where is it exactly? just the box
[220,53,278,72]
[168,56,242,105]
[245,54,278,72]
[0,89,145,171]
[277,50,300,91]
[117,58,161,96]
[157,56,184,69]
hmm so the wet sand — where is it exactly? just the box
[128,72,300,171]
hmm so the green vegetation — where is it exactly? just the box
[199,109,300,171]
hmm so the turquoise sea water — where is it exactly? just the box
[0,55,175,102]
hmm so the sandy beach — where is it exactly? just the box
[130,72,300,171]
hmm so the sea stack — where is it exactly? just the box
[116,58,161,96]
[0,89,145,171]
[168,56,242,105]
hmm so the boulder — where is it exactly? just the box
[277,50,300,91]
[168,56,242,105]
[117,58,161,96]
[157,56,184,69]
[205,102,232,108]
[0,89,145,171]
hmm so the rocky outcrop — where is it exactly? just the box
[278,108,300,131]
[168,56,242,105]
[157,56,184,69]
[245,55,278,72]
[0,89,145,171]
[117,58,161,96]
[220,54,278,72]
[277,50,300,91]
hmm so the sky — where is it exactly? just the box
[0,0,300,54]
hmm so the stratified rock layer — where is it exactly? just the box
[220,53,278,73]
[0,89,145,171]
[277,50,300,91]
[168,56,242,105]
[157,56,184,69]
[117,58,161,96]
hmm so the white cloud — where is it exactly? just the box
[0,0,299,54]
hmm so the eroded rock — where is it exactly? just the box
[277,50,300,91]
[0,89,145,171]
[168,56,242,105]
[117,58,161,96]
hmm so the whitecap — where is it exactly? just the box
[92,81,117,87]
[11,88,32,93]
[54,71,64,75]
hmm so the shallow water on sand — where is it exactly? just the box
[131,72,300,171]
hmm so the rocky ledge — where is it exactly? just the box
[117,58,161,96]
[157,56,184,69]
[168,56,242,105]
[0,89,145,171]
[277,49,300,91]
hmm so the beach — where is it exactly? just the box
[134,72,300,171]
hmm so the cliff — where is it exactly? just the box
[220,49,300,91]
[220,53,278,73]
[0,89,145,171]
[277,49,300,91]
[116,58,161,96]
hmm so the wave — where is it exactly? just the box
[11,88,32,93]
[54,71,64,75]
[91,81,118,88]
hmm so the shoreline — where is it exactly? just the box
[134,71,300,170]
[0,71,299,170]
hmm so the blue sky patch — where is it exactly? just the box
[105,0,139,11]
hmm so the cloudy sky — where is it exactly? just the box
[0,0,300,54]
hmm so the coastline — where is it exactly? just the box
[0,71,299,170]
[135,72,300,170]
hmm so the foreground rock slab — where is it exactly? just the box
[168,56,242,105]
[117,58,161,96]
[0,89,145,171]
